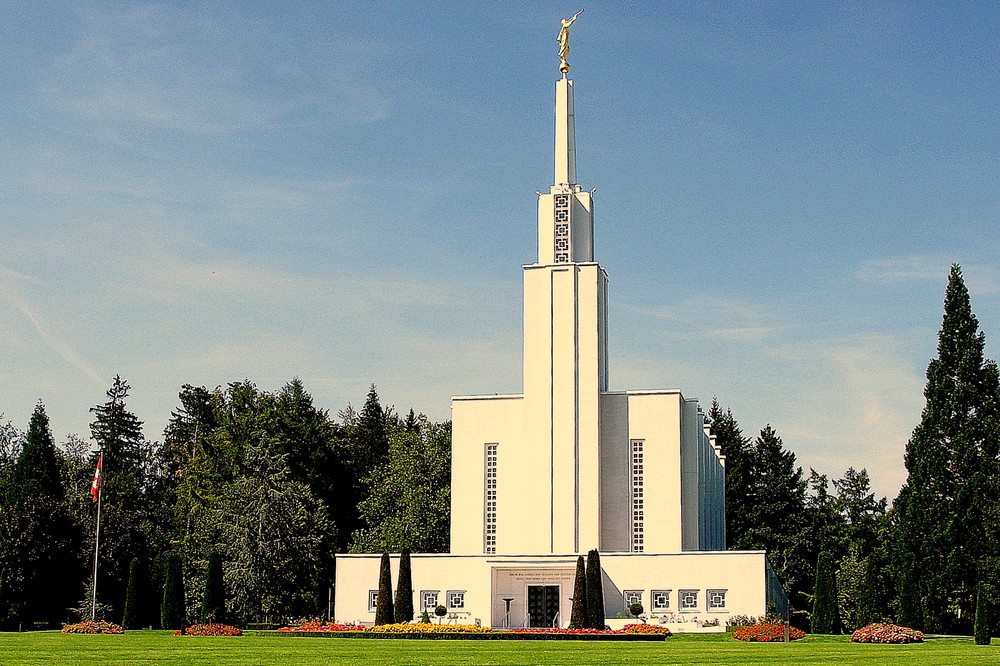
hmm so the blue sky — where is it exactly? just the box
[1,1,997,498]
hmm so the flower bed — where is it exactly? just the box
[623,623,671,635]
[61,621,124,634]
[851,623,924,644]
[272,621,668,641]
[277,622,358,632]
[512,628,607,634]
[176,623,242,636]
[732,622,805,642]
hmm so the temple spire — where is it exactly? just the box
[554,77,577,187]
[554,10,583,187]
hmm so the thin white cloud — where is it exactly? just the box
[0,266,104,386]
[856,255,1000,294]
[622,297,782,344]
[39,3,392,137]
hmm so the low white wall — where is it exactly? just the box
[335,551,773,629]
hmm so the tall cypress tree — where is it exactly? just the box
[569,556,587,629]
[585,550,604,629]
[160,554,186,630]
[811,550,839,634]
[374,553,394,626]
[201,551,226,624]
[855,556,880,629]
[122,557,144,629]
[893,265,1000,632]
[974,579,991,646]
[393,550,413,623]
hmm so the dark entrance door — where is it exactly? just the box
[527,585,560,628]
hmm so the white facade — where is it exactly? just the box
[334,71,787,629]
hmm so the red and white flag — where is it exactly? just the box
[91,455,103,502]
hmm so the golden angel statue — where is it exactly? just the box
[557,9,585,74]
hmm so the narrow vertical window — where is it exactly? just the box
[484,443,498,554]
[631,439,644,552]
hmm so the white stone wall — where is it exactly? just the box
[334,551,777,629]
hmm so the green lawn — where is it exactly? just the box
[0,631,995,665]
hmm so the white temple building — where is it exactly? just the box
[335,54,787,631]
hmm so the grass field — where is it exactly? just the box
[0,631,995,665]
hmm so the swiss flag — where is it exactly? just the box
[91,455,103,503]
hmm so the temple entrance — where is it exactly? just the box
[527,585,560,628]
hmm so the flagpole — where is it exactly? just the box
[91,452,102,622]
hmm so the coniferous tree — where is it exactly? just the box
[855,556,880,629]
[585,550,604,629]
[374,553,394,626]
[893,265,1000,632]
[741,425,811,617]
[160,554,185,630]
[896,566,923,629]
[974,579,991,645]
[122,557,143,629]
[201,551,225,624]
[358,385,389,477]
[89,377,154,620]
[708,400,751,548]
[811,550,839,634]
[569,556,587,629]
[0,404,84,627]
[394,550,413,623]
[7,404,63,504]
[0,567,11,631]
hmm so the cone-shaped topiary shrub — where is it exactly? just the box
[569,556,587,629]
[374,553,394,626]
[122,557,145,629]
[160,554,186,631]
[811,551,839,634]
[201,551,226,625]
[585,549,605,629]
[394,550,413,623]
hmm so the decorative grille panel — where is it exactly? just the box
[553,194,571,263]
[679,589,698,610]
[484,444,498,554]
[631,439,644,552]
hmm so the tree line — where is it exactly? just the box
[0,264,996,636]
[710,265,1000,637]
[0,381,449,629]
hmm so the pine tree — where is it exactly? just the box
[741,425,811,615]
[811,550,839,634]
[358,385,389,476]
[7,403,63,504]
[89,377,152,623]
[707,400,751,548]
[201,551,225,624]
[122,557,143,629]
[374,553,394,626]
[894,265,1000,632]
[0,403,84,627]
[569,556,587,629]
[160,554,186,630]
[394,550,413,623]
[585,550,604,629]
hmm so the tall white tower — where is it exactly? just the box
[522,73,609,554]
